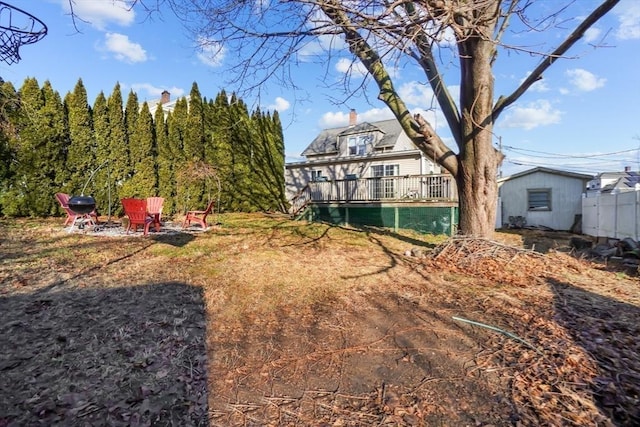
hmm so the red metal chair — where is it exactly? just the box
[182,201,215,229]
[146,197,164,231]
[121,198,153,235]
[55,192,98,227]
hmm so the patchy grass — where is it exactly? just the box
[1,214,638,426]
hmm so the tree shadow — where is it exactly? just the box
[152,231,196,247]
[547,278,640,425]
[0,281,209,426]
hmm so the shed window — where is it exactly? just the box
[528,189,551,211]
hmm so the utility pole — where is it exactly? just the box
[498,136,503,178]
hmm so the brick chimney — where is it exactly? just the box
[161,90,170,104]
[349,109,357,127]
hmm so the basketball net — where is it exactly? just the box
[0,1,47,64]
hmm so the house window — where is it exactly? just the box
[528,189,551,211]
[348,135,370,156]
[371,165,399,177]
[311,170,325,182]
[371,164,399,199]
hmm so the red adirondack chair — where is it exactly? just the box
[121,198,154,235]
[55,192,98,227]
[182,201,215,229]
[146,197,164,231]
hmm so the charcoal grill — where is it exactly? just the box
[68,195,96,214]
[66,195,98,231]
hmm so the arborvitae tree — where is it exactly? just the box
[155,103,176,214]
[204,91,233,211]
[92,91,115,219]
[0,81,21,215]
[0,78,43,216]
[183,83,206,207]
[251,109,287,212]
[184,83,205,161]
[227,94,254,211]
[41,81,68,213]
[269,110,287,211]
[1,79,68,216]
[65,79,95,196]
[120,90,141,197]
[107,83,129,212]
[0,81,16,209]
[168,97,189,213]
[121,102,156,197]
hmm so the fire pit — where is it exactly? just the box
[68,195,96,215]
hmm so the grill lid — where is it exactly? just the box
[68,195,96,214]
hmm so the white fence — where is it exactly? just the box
[582,191,640,240]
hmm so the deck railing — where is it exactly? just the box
[306,174,457,203]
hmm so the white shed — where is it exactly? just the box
[497,167,593,231]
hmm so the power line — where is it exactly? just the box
[502,146,639,160]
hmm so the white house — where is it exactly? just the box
[498,167,593,231]
[285,110,448,202]
[585,167,640,196]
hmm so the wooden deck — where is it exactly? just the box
[290,174,458,216]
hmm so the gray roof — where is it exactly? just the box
[498,166,593,183]
[302,119,404,156]
[597,171,640,192]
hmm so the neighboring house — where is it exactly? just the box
[145,90,189,117]
[585,167,640,196]
[284,110,458,235]
[498,167,593,231]
[285,110,447,201]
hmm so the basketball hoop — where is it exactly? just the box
[0,2,47,65]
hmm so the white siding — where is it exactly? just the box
[499,171,588,230]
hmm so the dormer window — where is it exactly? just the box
[348,135,371,156]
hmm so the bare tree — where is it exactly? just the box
[129,0,620,237]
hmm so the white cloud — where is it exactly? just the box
[357,108,395,123]
[268,97,291,112]
[398,81,461,107]
[318,107,394,128]
[59,0,134,30]
[299,34,346,60]
[335,58,368,76]
[566,68,606,92]
[614,0,640,40]
[104,33,147,63]
[411,108,446,130]
[130,83,185,99]
[500,100,562,130]
[298,9,346,60]
[398,81,435,106]
[196,37,225,67]
[583,27,602,44]
[519,72,550,93]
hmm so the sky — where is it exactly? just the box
[2,0,639,178]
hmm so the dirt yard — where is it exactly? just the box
[0,215,638,426]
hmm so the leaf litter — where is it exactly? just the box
[0,217,638,426]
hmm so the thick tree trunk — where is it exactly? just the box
[456,30,501,238]
[456,139,499,238]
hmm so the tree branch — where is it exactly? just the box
[403,2,463,149]
[493,0,621,120]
